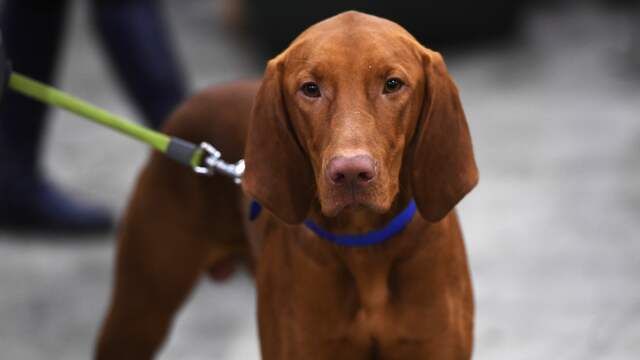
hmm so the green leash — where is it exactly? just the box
[9,73,171,154]
[4,72,244,182]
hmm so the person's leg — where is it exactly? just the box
[0,0,112,232]
[92,0,186,129]
[0,0,67,178]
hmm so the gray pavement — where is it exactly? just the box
[0,1,638,359]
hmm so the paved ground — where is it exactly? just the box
[0,1,638,359]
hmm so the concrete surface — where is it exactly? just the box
[0,1,638,359]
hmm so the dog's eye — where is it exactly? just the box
[383,78,404,94]
[301,82,321,98]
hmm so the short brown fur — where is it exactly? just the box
[96,11,477,360]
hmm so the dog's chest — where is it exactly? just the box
[253,213,472,359]
[257,233,454,359]
[319,253,442,348]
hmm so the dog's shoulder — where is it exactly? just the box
[162,80,261,160]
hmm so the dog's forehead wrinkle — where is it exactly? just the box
[310,51,411,83]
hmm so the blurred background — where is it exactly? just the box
[0,0,638,358]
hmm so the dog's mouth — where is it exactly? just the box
[319,187,388,217]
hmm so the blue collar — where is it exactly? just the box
[248,199,417,247]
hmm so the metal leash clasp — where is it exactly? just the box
[193,142,245,184]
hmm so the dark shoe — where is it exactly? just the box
[0,176,114,234]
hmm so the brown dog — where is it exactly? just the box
[96,11,478,360]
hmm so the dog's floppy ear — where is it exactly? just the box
[242,58,314,224]
[411,49,478,222]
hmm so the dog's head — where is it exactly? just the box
[243,11,478,224]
